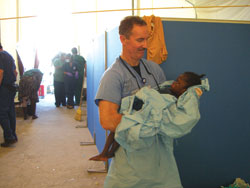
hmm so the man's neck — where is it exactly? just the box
[120,54,140,67]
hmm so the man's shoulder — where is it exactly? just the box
[143,58,164,72]
[0,51,15,66]
[142,58,160,67]
[101,58,125,79]
[74,55,86,63]
[53,59,61,64]
[52,57,59,64]
[106,58,123,72]
[0,50,13,59]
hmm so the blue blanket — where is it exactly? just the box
[104,79,210,188]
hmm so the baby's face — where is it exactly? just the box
[170,74,188,97]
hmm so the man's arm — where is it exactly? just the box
[0,69,4,85]
[99,100,122,132]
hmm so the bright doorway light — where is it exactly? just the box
[34,0,75,94]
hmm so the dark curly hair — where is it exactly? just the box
[182,72,206,88]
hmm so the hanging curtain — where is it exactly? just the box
[16,50,24,76]
[34,49,39,68]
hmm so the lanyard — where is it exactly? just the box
[119,56,160,90]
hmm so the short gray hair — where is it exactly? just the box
[119,16,147,38]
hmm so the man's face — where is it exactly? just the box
[122,25,149,61]
[170,74,188,97]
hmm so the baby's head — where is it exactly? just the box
[170,72,205,98]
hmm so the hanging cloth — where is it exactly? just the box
[16,50,24,76]
[143,15,168,64]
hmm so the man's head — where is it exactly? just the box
[71,47,77,55]
[170,72,205,97]
[0,43,3,50]
[119,16,149,62]
[65,53,72,63]
[119,16,147,39]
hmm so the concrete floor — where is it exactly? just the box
[0,95,106,188]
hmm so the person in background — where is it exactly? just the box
[63,54,78,109]
[18,68,43,120]
[52,53,66,107]
[0,43,18,147]
[71,47,86,105]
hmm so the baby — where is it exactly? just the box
[89,72,205,161]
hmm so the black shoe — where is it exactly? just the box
[1,139,17,147]
[32,115,38,119]
[67,105,74,109]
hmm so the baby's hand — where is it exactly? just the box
[195,88,203,97]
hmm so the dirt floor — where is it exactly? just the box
[0,95,107,188]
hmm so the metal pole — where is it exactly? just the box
[132,0,134,16]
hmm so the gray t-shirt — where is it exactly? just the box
[95,57,166,106]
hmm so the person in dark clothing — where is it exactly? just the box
[71,47,86,105]
[63,54,78,109]
[0,43,18,147]
[18,69,43,120]
[52,53,66,107]
[89,72,205,161]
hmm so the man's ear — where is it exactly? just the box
[120,35,126,44]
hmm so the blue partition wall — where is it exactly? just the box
[86,41,95,136]
[86,34,107,152]
[160,21,250,188]
[87,21,250,188]
[86,28,121,156]
[107,27,122,67]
